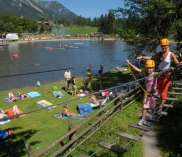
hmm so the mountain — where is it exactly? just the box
[0,0,78,22]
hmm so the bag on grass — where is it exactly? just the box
[77,104,92,115]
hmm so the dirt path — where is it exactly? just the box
[142,124,160,157]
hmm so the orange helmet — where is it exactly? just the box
[160,38,169,45]
[145,60,155,68]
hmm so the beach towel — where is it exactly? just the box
[52,91,64,98]
[0,109,11,124]
[5,96,21,103]
[27,91,41,98]
[37,100,56,108]
[54,112,85,120]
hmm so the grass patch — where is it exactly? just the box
[0,68,144,157]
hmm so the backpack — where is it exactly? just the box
[77,104,92,115]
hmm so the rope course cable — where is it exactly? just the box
[0,65,180,122]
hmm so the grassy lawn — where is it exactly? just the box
[52,26,98,35]
[0,69,143,157]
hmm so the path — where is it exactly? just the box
[142,124,160,157]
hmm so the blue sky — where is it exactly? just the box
[43,0,126,19]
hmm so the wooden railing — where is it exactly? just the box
[25,84,142,157]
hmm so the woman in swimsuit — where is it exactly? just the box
[8,92,18,102]
[62,104,84,118]
[17,92,30,100]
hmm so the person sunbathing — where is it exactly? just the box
[87,95,105,106]
[17,92,30,100]
[8,92,18,102]
[63,104,85,118]
[116,66,127,71]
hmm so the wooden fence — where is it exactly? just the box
[25,84,142,157]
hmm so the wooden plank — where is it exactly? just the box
[163,104,174,108]
[147,119,160,123]
[168,92,182,95]
[78,155,88,157]
[171,87,182,90]
[174,82,182,85]
[161,112,168,116]
[98,141,126,155]
[166,97,178,101]
[115,131,140,141]
[157,97,178,101]
[128,124,151,131]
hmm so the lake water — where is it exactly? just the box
[0,39,131,91]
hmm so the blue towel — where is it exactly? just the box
[5,96,21,103]
[54,112,85,120]
[27,91,41,98]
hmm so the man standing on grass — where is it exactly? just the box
[64,68,71,91]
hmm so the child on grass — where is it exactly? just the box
[126,59,158,125]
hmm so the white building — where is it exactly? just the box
[6,33,19,40]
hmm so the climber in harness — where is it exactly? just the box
[136,38,182,115]
[126,59,159,125]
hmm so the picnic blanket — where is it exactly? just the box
[52,91,64,98]
[37,100,56,108]
[0,109,11,124]
[54,112,85,120]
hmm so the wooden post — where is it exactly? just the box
[25,143,33,157]
[68,115,76,141]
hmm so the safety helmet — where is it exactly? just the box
[145,60,155,68]
[160,38,169,45]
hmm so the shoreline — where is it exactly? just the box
[7,37,117,45]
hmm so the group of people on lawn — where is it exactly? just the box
[2,38,181,125]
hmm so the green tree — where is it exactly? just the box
[115,0,182,58]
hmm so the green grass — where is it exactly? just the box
[52,26,98,35]
[0,69,143,157]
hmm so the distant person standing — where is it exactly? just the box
[64,68,71,91]
[71,74,77,96]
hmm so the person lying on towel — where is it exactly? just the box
[86,95,106,106]
[7,92,18,102]
[62,104,85,118]
[17,92,30,100]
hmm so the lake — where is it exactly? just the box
[0,39,132,91]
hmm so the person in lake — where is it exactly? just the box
[136,38,182,115]
[126,59,158,125]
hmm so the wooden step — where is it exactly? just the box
[78,155,88,157]
[174,82,182,85]
[115,131,140,141]
[157,97,178,101]
[171,87,182,90]
[161,112,168,116]
[147,119,160,123]
[128,124,151,131]
[168,92,182,95]
[163,104,174,108]
[98,141,126,155]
